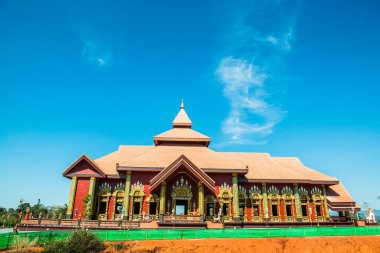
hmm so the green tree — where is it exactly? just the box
[47,205,67,218]
[83,194,92,219]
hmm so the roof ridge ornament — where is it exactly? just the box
[180,98,184,109]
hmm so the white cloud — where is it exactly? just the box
[82,40,111,67]
[217,57,285,144]
[215,1,299,145]
[265,35,278,45]
[262,26,294,52]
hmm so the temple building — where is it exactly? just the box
[63,101,358,225]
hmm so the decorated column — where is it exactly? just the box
[294,183,302,222]
[262,183,269,221]
[86,177,96,219]
[122,171,132,220]
[66,176,78,219]
[198,181,204,214]
[159,181,166,214]
[322,185,330,220]
[232,173,239,220]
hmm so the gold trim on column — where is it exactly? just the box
[123,171,132,219]
[198,181,204,214]
[262,183,268,220]
[159,181,166,214]
[232,173,239,219]
[322,185,330,220]
[294,183,302,221]
[86,177,96,219]
[66,176,77,219]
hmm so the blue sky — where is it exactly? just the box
[0,1,379,209]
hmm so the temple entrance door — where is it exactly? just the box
[206,203,214,217]
[175,200,187,215]
[171,176,193,216]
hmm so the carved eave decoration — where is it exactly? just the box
[218,182,233,199]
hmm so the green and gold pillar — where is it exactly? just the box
[159,181,166,215]
[198,181,204,214]
[294,183,302,222]
[66,176,78,219]
[232,173,239,221]
[262,183,269,221]
[86,177,96,219]
[123,171,132,220]
[322,185,330,220]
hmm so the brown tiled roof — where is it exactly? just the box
[326,182,356,203]
[119,144,245,170]
[95,145,155,175]
[153,128,211,145]
[326,183,358,211]
[221,153,338,183]
[88,144,339,184]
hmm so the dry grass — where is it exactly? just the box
[8,235,39,253]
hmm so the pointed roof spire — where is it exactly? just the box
[172,99,192,128]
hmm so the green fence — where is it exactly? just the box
[1,226,380,250]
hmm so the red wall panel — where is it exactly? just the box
[73,178,90,219]
[108,195,115,220]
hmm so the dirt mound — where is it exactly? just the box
[103,236,380,253]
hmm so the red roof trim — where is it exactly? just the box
[149,155,215,192]
[62,154,105,178]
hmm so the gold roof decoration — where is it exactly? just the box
[249,185,262,195]
[311,186,322,196]
[282,185,293,195]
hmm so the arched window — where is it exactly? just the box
[218,182,233,221]
[97,182,111,220]
[237,185,247,221]
[204,194,217,219]
[311,187,325,221]
[249,185,262,222]
[111,182,125,220]
[129,181,145,220]
[267,185,280,222]
[281,185,296,222]
[299,186,310,221]
[147,194,159,219]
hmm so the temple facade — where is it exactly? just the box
[63,101,358,224]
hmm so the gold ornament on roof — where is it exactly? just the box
[267,185,279,195]
[311,186,322,196]
[282,185,293,195]
[99,182,112,194]
[249,185,262,194]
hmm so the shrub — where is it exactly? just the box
[43,230,105,253]
[11,235,39,252]
[44,240,69,253]
[67,230,105,253]
[114,242,126,250]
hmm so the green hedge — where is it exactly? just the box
[1,226,380,250]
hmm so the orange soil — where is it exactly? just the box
[103,236,380,253]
